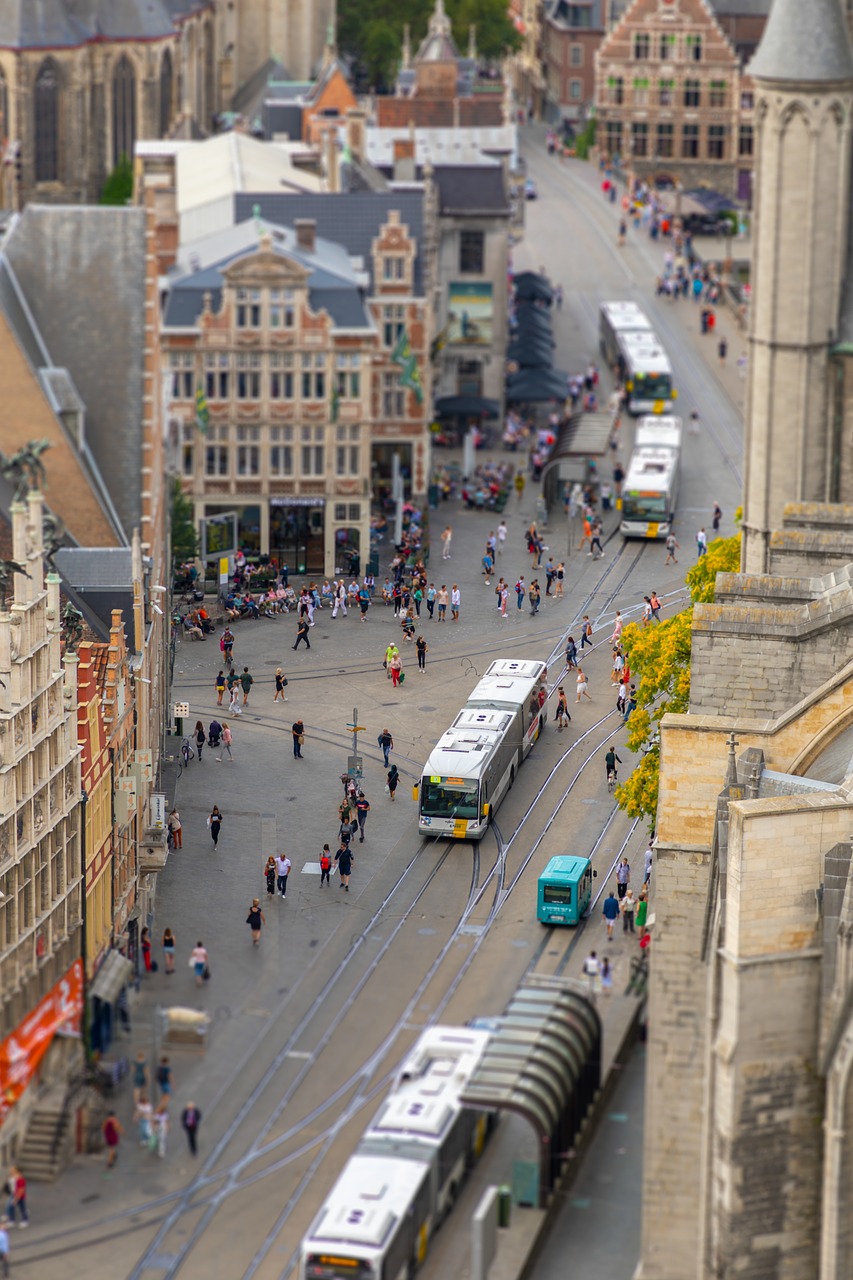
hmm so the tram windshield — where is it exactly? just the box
[543,883,573,905]
[420,778,480,819]
[622,491,669,521]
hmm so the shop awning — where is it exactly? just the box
[513,272,553,304]
[89,951,133,1004]
[506,368,569,402]
[434,395,500,418]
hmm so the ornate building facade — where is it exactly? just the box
[640,2,853,1276]
[0,493,84,1170]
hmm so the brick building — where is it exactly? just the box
[543,0,606,124]
[595,0,766,200]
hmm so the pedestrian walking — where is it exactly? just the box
[636,891,649,940]
[168,808,182,849]
[264,856,277,897]
[499,584,508,617]
[712,501,722,533]
[132,1051,149,1105]
[697,527,708,557]
[162,927,176,974]
[154,1055,172,1101]
[528,580,541,616]
[644,841,654,885]
[193,720,206,762]
[649,591,662,622]
[134,1090,153,1152]
[0,1223,9,1276]
[575,666,592,702]
[221,627,235,668]
[583,950,600,994]
[389,652,403,687]
[207,805,223,847]
[4,1168,27,1228]
[451,585,461,622]
[102,1112,123,1169]
[665,531,679,564]
[320,844,332,885]
[335,842,354,891]
[292,719,305,758]
[602,891,620,940]
[293,617,311,649]
[190,941,208,986]
[181,1102,202,1156]
[554,562,565,598]
[387,763,399,801]
[610,611,623,645]
[216,722,234,762]
[246,898,265,945]
[621,888,636,932]
[426,583,437,620]
[616,857,630,899]
[497,520,507,554]
[240,667,254,705]
[514,470,525,502]
[441,525,452,559]
[215,670,226,705]
[275,852,292,898]
[580,616,593,649]
[384,641,399,677]
[358,584,371,621]
[515,577,525,610]
[274,668,288,702]
[718,336,728,367]
[153,1102,169,1159]
[416,634,428,670]
[555,686,570,730]
[437,585,448,622]
[228,684,242,717]
[356,792,370,842]
[332,581,348,618]
[623,684,637,724]
[565,635,577,669]
[376,728,394,769]
[141,925,153,973]
[600,956,613,997]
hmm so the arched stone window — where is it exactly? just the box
[112,55,136,168]
[160,48,173,136]
[34,60,60,182]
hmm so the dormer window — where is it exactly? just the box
[383,256,406,282]
[236,288,261,328]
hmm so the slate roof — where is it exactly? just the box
[749,0,853,83]
[3,206,146,539]
[432,165,510,216]
[0,0,209,49]
[235,191,427,295]
[163,217,373,331]
[53,547,134,640]
[544,0,606,29]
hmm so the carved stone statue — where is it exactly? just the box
[42,510,65,564]
[1,439,52,502]
[0,559,30,610]
[61,601,84,651]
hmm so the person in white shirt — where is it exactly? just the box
[497,521,507,554]
[275,853,292,898]
[451,585,461,622]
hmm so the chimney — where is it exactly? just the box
[324,128,339,193]
[393,138,416,183]
[294,218,317,253]
[345,107,366,163]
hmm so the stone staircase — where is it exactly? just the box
[18,1088,73,1182]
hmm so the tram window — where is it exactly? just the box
[543,885,572,905]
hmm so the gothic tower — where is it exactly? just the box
[231,0,337,88]
[741,0,853,574]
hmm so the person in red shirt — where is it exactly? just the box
[5,1167,27,1226]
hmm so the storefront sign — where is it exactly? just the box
[0,960,84,1121]
[447,283,494,347]
[269,497,327,507]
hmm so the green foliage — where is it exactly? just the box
[171,478,199,569]
[573,117,597,161]
[338,0,517,89]
[615,532,742,827]
[100,154,133,206]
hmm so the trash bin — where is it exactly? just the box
[497,1185,512,1228]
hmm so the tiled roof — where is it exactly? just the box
[376,98,503,128]
[234,191,427,295]
[3,207,147,541]
[432,164,510,216]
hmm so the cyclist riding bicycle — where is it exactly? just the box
[605,747,622,784]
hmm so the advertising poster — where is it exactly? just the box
[447,283,493,346]
[0,959,83,1121]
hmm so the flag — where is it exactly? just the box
[391,329,424,405]
[195,385,209,435]
[330,379,340,424]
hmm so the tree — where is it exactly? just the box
[451,0,521,60]
[100,154,133,206]
[616,531,742,827]
[171,478,198,571]
[363,19,403,90]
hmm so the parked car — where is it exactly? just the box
[524,178,538,200]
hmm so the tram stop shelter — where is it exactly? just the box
[540,411,615,513]
[460,975,601,1208]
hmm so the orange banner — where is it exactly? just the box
[0,959,83,1122]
